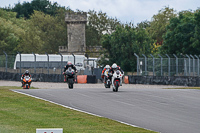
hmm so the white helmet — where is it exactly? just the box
[111,63,117,69]
[105,65,110,69]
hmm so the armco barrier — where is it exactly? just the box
[77,75,87,83]
[127,75,200,87]
[0,72,21,81]
[0,72,64,82]
[93,68,102,79]
[1,71,200,86]
[87,75,96,83]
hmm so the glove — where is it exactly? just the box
[76,70,78,73]
[62,72,65,75]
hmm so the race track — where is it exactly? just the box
[2,81,200,133]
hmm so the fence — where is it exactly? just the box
[134,53,200,77]
[0,52,102,80]
[2,52,200,79]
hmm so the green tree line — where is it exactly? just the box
[1,0,200,72]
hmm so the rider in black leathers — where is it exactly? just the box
[63,61,77,82]
[21,70,31,87]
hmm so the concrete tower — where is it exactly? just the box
[65,12,87,54]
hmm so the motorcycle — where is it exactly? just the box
[103,69,110,88]
[110,70,123,92]
[21,76,32,89]
[65,67,76,89]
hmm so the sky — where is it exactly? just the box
[0,0,200,25]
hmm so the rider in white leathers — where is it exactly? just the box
[108,63,124,86]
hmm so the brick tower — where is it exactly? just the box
[65,12,87,54]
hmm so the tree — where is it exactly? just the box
[86,10,120,47]
[160,10,200,55]
[18,10,67,53]
[101,24,153,72]
[11,0,62,19]
[0,9,25,54]
[191,9,200,53]
[147,7,177,46]
[136,20,150,29]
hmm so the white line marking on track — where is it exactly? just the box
[11,90,155,131]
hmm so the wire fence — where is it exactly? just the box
[1,52,200,77]
[134,53,200,77]
[0,52,100,77]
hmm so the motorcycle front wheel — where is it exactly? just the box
[68,79,74,89]
[25,84,29,89]
[113,81,119,92]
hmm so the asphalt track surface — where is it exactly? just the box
[1,81,200,133]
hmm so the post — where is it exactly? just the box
[32,52,36,74]
[72,53,75,65]
[85,53,89,66]
[45,53,49,75]
[184,57,187,76]
[59,53,63,75]
[150,54,155,76]
[3,51,7,72]
[173,54,178,76]
[134,53,139,75]
[190,55,195,76]
[142,54,147,75]
[195,55,199,76]
[92,60,94,75]
[185,54,190,76]
[158,54,163,76]
[17,52,21,75]
[165,54,170,76]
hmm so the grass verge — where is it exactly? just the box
[0,86,156,133]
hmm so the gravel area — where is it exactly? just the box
[0,80,181,89]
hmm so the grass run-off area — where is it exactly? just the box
[0,86,156,133]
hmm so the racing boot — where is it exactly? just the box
[21,82,24,87]
[74,75,77,82]
[64,76,66,82]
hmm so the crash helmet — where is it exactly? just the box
[67,61,72,65]
[105,65,110,69]
[25,70,29,75]
[111,63,117,70]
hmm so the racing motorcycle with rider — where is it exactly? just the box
[108,63,124,92]
[63,61,77,89]
[21,70,32,89]
[101,65,111,88]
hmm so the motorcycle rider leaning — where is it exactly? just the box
[21,70,31,87]
[101,65,110,79]
[63,61,77,82]
[108,63,124,86]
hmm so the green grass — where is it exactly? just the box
[0,86,156,133]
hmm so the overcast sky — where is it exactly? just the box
[1,0,200,25]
